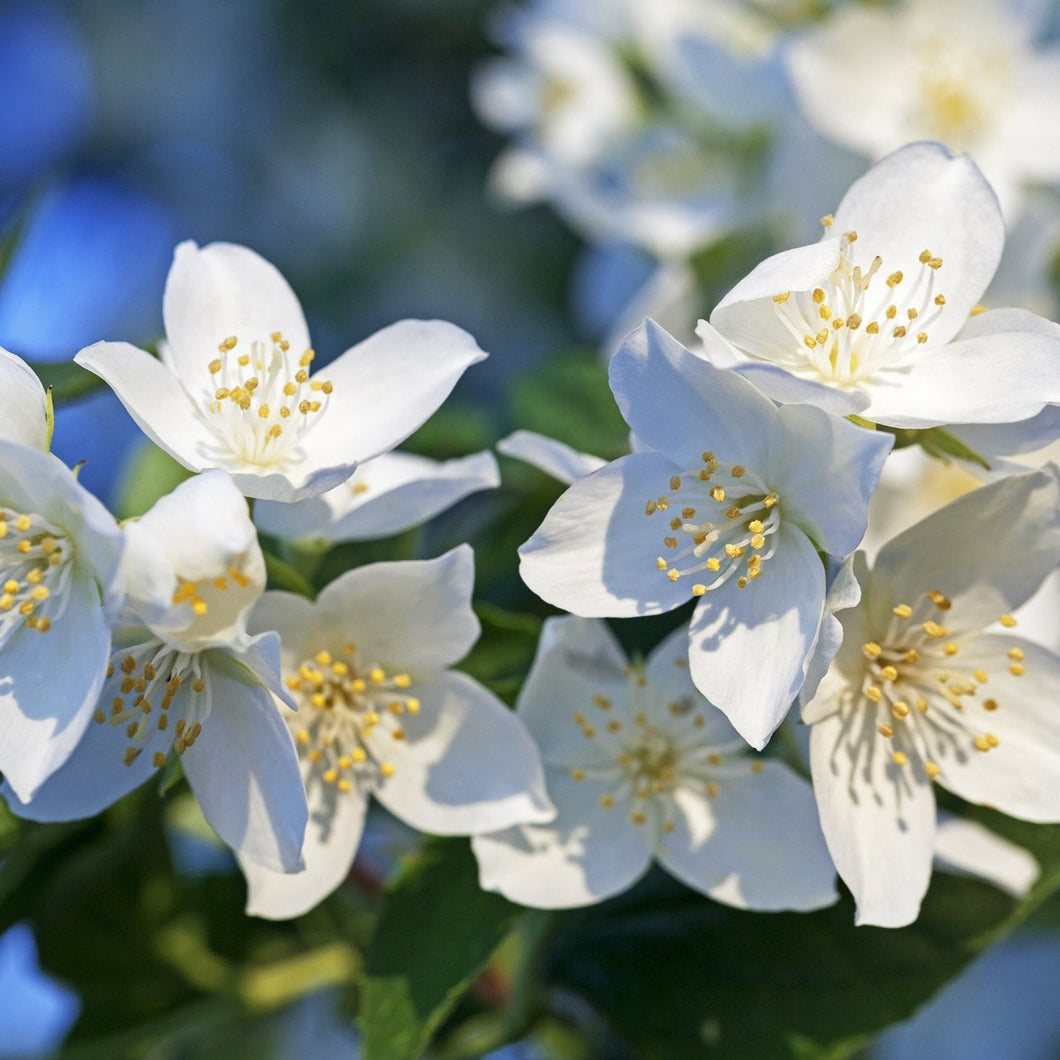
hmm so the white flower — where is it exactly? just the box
[253,449,499,545]
[803,467,1060,927]
[703,142,1060,427]
[472,617,837,910]
[0,440,123,802]
[74,242,486,502]
[5,471,308,872]
[0,347,49,451]
[785,0,1060,221]
[497,430,606,486]
[520,319,892,748]
[238,545,554,919]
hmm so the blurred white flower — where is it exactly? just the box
[703,143,1060,427]
[5,471,308,873]
[75,242,486,502]
[239,545,554,919]
[0,347,49,451]
[0,440,123,802]
[803,467,1060,926]
[473,617,837,910]
[520,320,892,748]
[785,0,1060,221]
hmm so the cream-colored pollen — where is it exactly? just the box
[284,642,420,792]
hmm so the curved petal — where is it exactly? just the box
[0,574,113,802]
[74,341,221,473]
[832,143,1004,339]
[4,631,172,819]
[0,347,48,450]
[295,320,486,467]
[519,451,694,618]
[656,762,837,911]
[516,616,631,768]
[497,430,606,485]
[925,634,1060,823]
[710,240,844,358]
[371,670,553,835]
[933,812,1039,899]
[810,710,937,928]
[688,523,826,749]
[163,241,310,384]
[860,329,1060,429]
[248,592,318,672]
[253,450,500,544]
[729,362,868,417]
[609,319,778,471]
[312,545,480,671]
[240,770,369,920]
[770,403,892,556]
[182,650,308,872]
[869,467,1060,633]
[471,765,652,908]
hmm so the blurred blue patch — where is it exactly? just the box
[874,931,1060,1060]
[0,179,174,504]
[0,922,80,1059]
[0,2,93,190]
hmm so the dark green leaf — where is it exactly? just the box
[113,442,193,520]
[360,839,523,1060]
[460,603,542,704]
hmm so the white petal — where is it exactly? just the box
[310,545,480,671]
[926,634,1060,823]
[519,451,692,618]
[656,762,837,911]
[860,328,1060,429]
[710,240,844,358]
[515,616,632,768]
[371,670,553,835]
[3,631,172,819]
[609,319,778,472]
[933,812,1039,899]
[0,347,48,451]
[0,574,113,802]
[688,523,826,749]
[472,766,652,908]
[832,143,1004,341]
[869,467,1060,633]
[296,320,486,467]
[248,591,317,671]
[240,768,369,920]
[182,650,308,872]
[253,450,500,544]
[162,241,310,384]
[810,710,937,928]
[74,341,222,474]
[799,555,862,712]
[497,430,606,485]
[770,403,892,555]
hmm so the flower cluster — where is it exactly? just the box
[3,140,1059,938]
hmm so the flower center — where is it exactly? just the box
[767,227,948,388]
[94,642,206,770]
[0,508,72,639]
[203,332,333,466]
[565,672,764,831]
[858,589,1023,780]
[285,645,419,793]
[645,452,780,593]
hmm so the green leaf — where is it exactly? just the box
[263,550,317,598]
[459,603,542,705]
[360,839,523,1060]
[916,427,991,471]
[544,851,1060,1060]
[113,442,193,520]
[509,353,628,460]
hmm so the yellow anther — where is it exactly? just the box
[864,685,882,702]
[192,679,205,693]
[773,292,790,303]
[892,326,907,339]
[123,747,140,766]
[725,506,741,520]
[803,335,817,349]
[927,257,942,269]
[763,493,777,508]
[973,736,990,752]
[369,667,385,684]
[924,761,940,779]
[999,613,1017,627]
[667,569,680,582]
[352,747,367,763]
[710,486,725,503]
[663,536,678,550]
[982,698,998,712]
[886,271,903,287]
[1009,663,1025,676]
[337,779,353,793]
[630,810,647,826]
[916,697,928,713]
[878,724,894,738]
[706,782,720,797]
[917,333,928,344]
[656,557,668,571]
[1007,647,1024,661]
[736,576,748,589]
[645,499,657,515]
[670,516,682,531]
[323,769,338,784]
[681,507,696,519]
[885,306,897,319]
[891,702,910,719]
[844,230,857,243]
[668,474,681,490]
[600,793,615,809]
[812,288,825,304]
[904,649,920,664]
[593,694,612,710]
[862,642,882,658]
[866,321,880,335]
[922,621,947,638]
[880,665,899,682]
[891,752,908,766]
[731,465,745,478]
[943,642,959,656]
[706,557,720,572]
[692,584,706,596]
